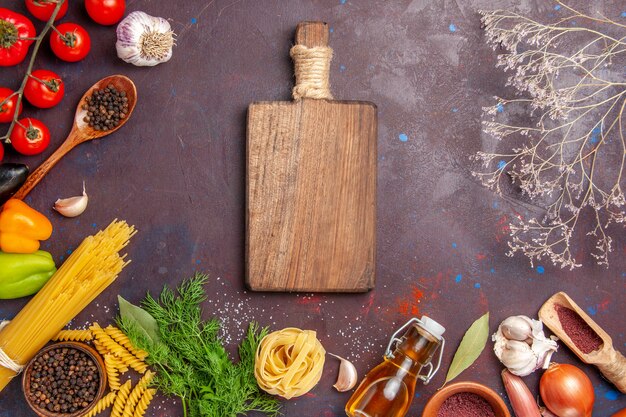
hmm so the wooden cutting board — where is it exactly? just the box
[246,21,377,292]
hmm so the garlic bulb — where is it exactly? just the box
[493,315,558,376]
[116,11,175,66]
[54,183,88,217]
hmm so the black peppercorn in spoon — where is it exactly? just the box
[12,74,137,200]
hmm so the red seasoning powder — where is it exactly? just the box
[555,304,603,354]
[437,392,496,417]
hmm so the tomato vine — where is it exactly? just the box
[0,0,64,144]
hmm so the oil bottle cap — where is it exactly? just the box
[420,316,445,339]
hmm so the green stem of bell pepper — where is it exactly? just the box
[0,250,56,299]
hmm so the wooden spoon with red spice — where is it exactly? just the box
[539,292,626,393]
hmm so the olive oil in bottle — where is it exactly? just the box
[345,316,445,417]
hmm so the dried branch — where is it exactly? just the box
[473,1,625,269]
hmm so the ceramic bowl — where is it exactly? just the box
[22,342,107,417]
[421,381,510,417]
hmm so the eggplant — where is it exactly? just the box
[0,163,29,206]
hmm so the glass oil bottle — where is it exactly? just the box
[345,316,446,417]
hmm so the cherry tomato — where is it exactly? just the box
[85,0,125,25]
[0,142,4,161]
[24,69,64,109]
[50,23,91,62]
[0,8,36,66]
[10,118,50,156]
[25,0,68,22]
[0,88,22,123]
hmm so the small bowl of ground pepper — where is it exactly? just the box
[422,381,510,417]
[22,342,107,417]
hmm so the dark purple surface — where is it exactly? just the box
[0,0,624,416]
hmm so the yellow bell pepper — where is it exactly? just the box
[0,199,53,253]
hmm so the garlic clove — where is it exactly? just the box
[329,353,357,392]
[54,183,88,218]
[500,340,538,376]
[500,315,534,341]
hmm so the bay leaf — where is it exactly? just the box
[442,312,490,386]
[118,295,161,344]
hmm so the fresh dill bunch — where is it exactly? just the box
[198,322,279,417]
[118,273,280,417]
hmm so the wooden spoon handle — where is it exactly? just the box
[13,132,80,200]
[597,348,626,393]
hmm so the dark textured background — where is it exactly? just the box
[0,0,625,416]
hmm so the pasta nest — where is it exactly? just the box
[254,328,325,399]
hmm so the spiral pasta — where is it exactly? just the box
[93,339,109,357]
[104,354,121,391]
[91,323,128,357]
[112,355,130,373]
[101,350,129,373]
[136,370,155,388]
[53,329,93,342]
[121,371,154,417]
[133,388,156,417]
[105,325,149,360]
[92,323,147,373]
[85,390,117,417]
[111,380,132,417]
[120,352,148,374]
[254,328,326,399]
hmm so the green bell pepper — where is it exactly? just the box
[0,250,56,299]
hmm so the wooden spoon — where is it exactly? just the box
[539,291,626,393]
[13,75,137,200]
